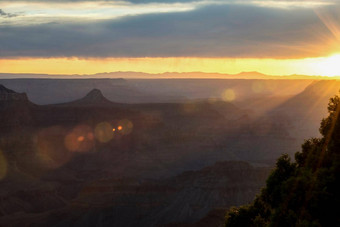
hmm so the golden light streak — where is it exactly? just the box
[0,55,340,77]
[315,6,340,42]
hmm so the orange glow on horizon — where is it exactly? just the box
[0,54,340,77]
[311,54,340,77]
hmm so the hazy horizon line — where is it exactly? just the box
[0,71,339,80]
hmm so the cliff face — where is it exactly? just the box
[0,85,28,102]
[0,92,28,102]
[0,85,32,132]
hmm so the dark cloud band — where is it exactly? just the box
[0,4,339,58]
[0,9,18,18]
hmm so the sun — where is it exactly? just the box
[314,54,340,77]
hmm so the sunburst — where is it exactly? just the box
[314,54,340,77]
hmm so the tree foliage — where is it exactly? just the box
[225,92,340,227]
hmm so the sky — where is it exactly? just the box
[0,0,340,77]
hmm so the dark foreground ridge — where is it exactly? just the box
[225,92,340,226]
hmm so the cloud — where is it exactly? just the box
[0,9,18,18]
[125,0,337,6]
[0,3,339,58]
[0,0,337,5]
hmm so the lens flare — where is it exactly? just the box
[95,122,114,143]
[222,89,236,102]
[182,102,199,114]
[35,126,72,168]
[64,125,94,152]
[252,81,264,93]
[117,119,134,135]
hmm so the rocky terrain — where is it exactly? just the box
[0,161,271,227]
[0,85,28,102]
[0,79,338,226]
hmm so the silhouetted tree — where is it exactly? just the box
[225,92,340,227]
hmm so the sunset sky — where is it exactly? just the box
[0,0,340,77]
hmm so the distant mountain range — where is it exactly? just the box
[0,71,339,79]
[0,78,314,105]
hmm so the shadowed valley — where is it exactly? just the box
[0,79,339,226]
